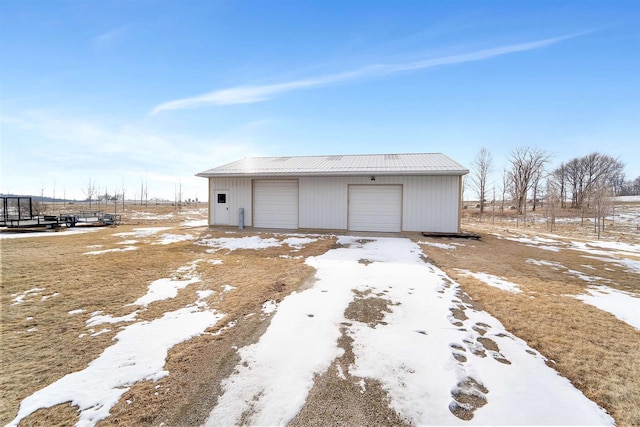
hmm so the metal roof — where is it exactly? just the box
[196,153,469,177]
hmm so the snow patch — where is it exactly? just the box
[132,277,199,307]
[574,286,640,330]
[182,219,208,227]
[197,236,282,252]
[41,292,60,301]
[113,227,171,238]
[282,237,317,249]
[196,290,214,300]
[8,302,224,427]
[526,259,565,269]
[455,269,523,294]
[12,287,45,305]
[581,255,640,275]
[86,311,139,327]
[153,233,194,245]
[418,241,458,250]
[83,246,137,255]
[130,261,202,307]
[0,228,100,239]
[90,328,111,337]
[261,300,277,314]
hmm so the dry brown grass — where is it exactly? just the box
[1,209,336,426]
[419,227,640,425]
[461,200,640,245]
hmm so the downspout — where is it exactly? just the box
[208,178,212,227]
[458,175,463,233]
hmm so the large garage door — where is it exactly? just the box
[348,185,402,232]
[254,180,299,229]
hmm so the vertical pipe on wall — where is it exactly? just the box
[458,175,463,233]
[208,178,212,226]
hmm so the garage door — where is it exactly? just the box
[254,180,299,229]
[348,185,402,232]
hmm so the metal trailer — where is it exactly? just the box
[0,196,72,229]
[0,197,119,230]
[75,211,121,226]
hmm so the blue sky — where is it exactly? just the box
[1,0,639,201]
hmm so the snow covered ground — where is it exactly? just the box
[7,235,619,426]
[205,237,613,426]
[0,227,100,239]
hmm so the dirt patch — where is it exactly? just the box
[290,326,409,427]
[344,290,395,327]
[449,377,489,421]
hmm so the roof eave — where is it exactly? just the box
[196,170,469,178]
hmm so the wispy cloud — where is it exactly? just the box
[93,26,128,49]
[151,33,584,115]
[1,110,263,198]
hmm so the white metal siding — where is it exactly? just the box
[209,177,252,226]
[299,177,349,229]
[254,180,299,229]
[348,185,402,232]
[211,175,461,233]
[402,175,460,232]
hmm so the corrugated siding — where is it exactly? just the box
[209,177,252,226]
[402,175,460,232]
[299,177,349,229]
[210,175,460,232]
[299,176,460,232]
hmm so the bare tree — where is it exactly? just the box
[40,182,46,212]
[471,147,493,216]
[507,147,550,216]
[552,163,567,208]
[82,178,96,209]
[545,178,561,232]
[500,169,510,214]
[564,153,624,210]
[461,175,467,205]
[121,180,127,210]
[531,169,543,211]
[174,181,183,213]
[592,182,614,239]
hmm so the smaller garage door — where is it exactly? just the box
[348,185,402,232]
[254,180,299,229]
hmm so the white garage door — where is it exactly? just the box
[348,185,402,232]
[254,180,299,229]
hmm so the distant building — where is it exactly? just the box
[197,153,468,233]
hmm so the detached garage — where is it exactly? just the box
[196,153,468,233]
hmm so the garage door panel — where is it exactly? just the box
[349,185,402,232]
[254,180,298,229]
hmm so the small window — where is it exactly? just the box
[217,193,226,204]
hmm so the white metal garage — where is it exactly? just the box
[253,180,299,229]
[348,185,402,232]
[198,153,468,233]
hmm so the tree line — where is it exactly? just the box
[469,147,634,237]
